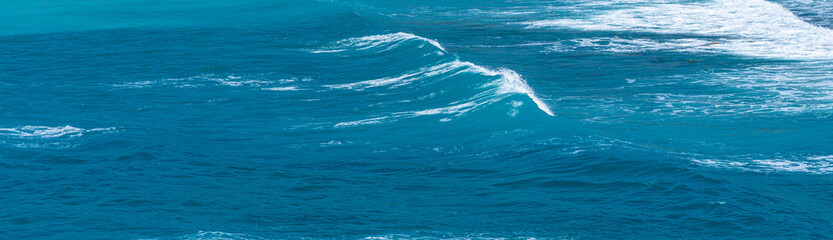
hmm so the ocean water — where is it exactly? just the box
[2,0,833,239]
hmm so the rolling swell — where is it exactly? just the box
[129,30,833,239]
[309,32,554,128]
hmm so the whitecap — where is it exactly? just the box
[693,154,833,174]
[524,0,833,60]
[490,68,555,116]
[544,37,714,54]
[0,125,118,149]
[0,125,116,139]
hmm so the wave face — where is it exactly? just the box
[2,0,833,239]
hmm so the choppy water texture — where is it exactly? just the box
[2,0,833,239]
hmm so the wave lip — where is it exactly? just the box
[523,0,833,60]
[312,32,446,53]
[490,68,555,116]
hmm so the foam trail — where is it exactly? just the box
[261,86,299,91]
[165,232,546,240]
[0,125,116,139]
[693,155,833,174]
[524,0,833,60]
[334,116,390,128]
[174,231,260,240]
[545,37,714,54]
[363,235,544,240]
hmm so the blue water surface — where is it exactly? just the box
[2,0,833,239]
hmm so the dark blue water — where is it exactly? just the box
[2,0,833,239]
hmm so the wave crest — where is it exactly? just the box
[312,32,446,53]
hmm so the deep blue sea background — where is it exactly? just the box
[2,0,833,239]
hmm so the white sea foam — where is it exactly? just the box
[524,0,833,60]
[158,232,552,240]
[545,37,714,54]
[363,234,550,240]
[113,80,157,88]
[0,125,117,149]
[693,155,833,174]
[466,8,542,16]
[312,32,446,53]
[168,231,261,240]
[632,62,833,116]
[114,75,306,90]
[261,86,300,91]
[0,125,116,139]
[334,116,390,128]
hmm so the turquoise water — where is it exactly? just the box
[2,0,833,239]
